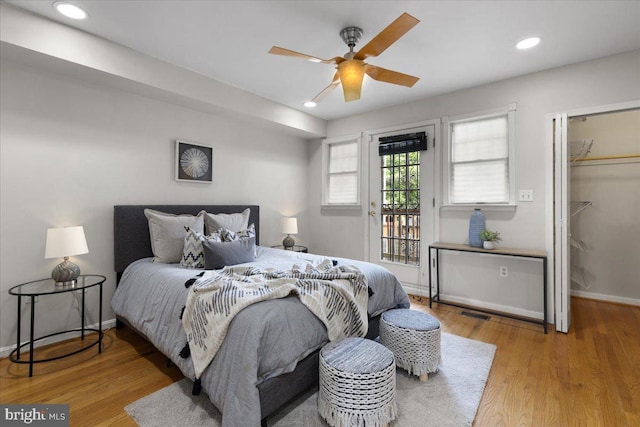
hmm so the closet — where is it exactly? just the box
[567,109,640,305]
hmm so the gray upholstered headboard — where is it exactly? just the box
[114,205,260,275]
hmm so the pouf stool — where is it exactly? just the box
[318,337,397,427]
[380,308,441,381]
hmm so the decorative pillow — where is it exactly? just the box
[144,209,204,264]
[203,237,257,270]
[220,223,256,242]
[180,227,222,269]
[201,208,250,235]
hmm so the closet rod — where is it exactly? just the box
[574,153,640,162]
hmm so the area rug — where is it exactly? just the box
[125,333,496,426]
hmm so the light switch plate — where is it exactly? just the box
[519,190,533,202]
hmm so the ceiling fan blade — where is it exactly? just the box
[311,73,341,103]
[365,65,419,87]
[269,46,343,64]
[354,13,419,60]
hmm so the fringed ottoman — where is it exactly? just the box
[318,337,397,427]
[380,309,441,381]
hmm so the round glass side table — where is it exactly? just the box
[8,274,106,377]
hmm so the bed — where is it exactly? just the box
[111,205,410,427]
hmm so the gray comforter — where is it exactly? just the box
[111,246,409,427]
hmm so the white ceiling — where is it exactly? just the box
[7,1,640,121]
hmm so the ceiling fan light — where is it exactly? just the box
[338,59,365,102]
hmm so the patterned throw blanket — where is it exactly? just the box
[181,259,369,379]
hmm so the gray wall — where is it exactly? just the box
[310,50,640,319]
[0,58,310,352]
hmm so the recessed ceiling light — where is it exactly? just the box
[304,101,317,108]
[54,2,87,20]
[516,36,541,50]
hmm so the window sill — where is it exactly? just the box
[321,204,362,210]
[440,204,517,212]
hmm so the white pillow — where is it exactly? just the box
[201,208,250,234]
[144,209,204,264]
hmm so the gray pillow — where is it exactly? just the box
[203,237,256,270]
[144,209,204,264]
[180,227,223,269]
[200,208,250,234]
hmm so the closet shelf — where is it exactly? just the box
[570,201,592,217]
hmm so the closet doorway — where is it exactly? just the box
[552,101,640,333]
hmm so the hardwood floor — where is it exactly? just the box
[1,297,638,426]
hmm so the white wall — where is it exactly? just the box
[569,110,640,304]
[0,3,326,138]
[309,50,640,320]
[0,57,310,351]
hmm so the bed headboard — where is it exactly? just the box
[114,205,260,275]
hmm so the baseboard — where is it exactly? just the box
[0,318,116,359]
[436,294,544,320]
[571,289,640,307]
[403,283,544,320]
[402,283,430,298]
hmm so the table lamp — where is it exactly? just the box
[281,217,298,249]
[45,226,89,287]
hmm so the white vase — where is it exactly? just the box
[483,241,495,250]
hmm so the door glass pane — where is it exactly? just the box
[392,214,405,238]
[394,239,405,263]
[380,151,421,266]
[396,167,407,190]
[408,165,419,188]
[407,190,419,210]
[381,190,394,209]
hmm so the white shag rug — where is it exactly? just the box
[125,332,496,426]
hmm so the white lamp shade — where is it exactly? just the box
[281,217,298,235]
[45,226,89,259]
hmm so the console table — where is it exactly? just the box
[428,242,547,333]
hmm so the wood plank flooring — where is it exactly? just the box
[1,296,638,426]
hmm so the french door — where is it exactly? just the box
[367,122,437,296]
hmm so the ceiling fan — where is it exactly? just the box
[269,12,420,103]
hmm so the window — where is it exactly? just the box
[445,105,516,205]
[322,135,361,206]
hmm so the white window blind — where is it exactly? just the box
[450,115,510,204]
[323,137,360,206]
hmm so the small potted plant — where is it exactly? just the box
[479,229,501,250]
